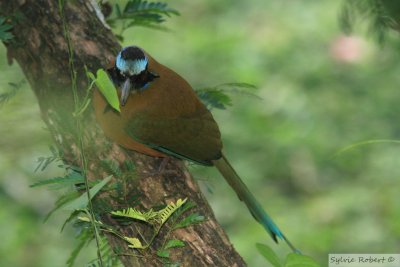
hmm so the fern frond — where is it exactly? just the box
[157,198,187,225]
[101,160,123,178]
[107,0,179,40]
[169,200,196,221]
[123,0,179,17]
[110,199,187,226]
[173,213,205,230]
[123,159,136,172]
[30,171,84,189]
[111,207,159,223]
[34,144,62,172]
[196,82,258,110]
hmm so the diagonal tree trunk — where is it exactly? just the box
[0,0,246,266]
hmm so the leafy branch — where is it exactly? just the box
[0,15,14,42]
[111,198,187,249]
[106,0,180,41]
[196,82,260,110]
[110,199,204,265]
[31,165,114,266]
[339,0,398,44]
[0,80,25,107]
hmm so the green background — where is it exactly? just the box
[1,1,399,266]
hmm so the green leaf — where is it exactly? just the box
[196,88,232,110]
[115,4,122,18]
[30,171,84,189]
[93,69,120,112]
[100,160,123,178]
[123,159,136,172]
[170,200,197,222]
[111,207,158,223]
[107,0,179,38]
[164,239,185,250]
[77,216,91,222]
[196,82,259,110]
[256,243,282,267]
[0,16,13,41]
[125,237,146,249]
[173,213,204,229]
[156,250,170,258]
[158,198,187,225]
[284,253,321,267]
[63,175,112,210]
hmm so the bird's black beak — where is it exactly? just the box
[120,78,131,106]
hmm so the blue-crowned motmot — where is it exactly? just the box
[93,46,298,252]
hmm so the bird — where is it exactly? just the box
[93,45,298,253]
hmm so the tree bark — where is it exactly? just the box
[1,0,246,266]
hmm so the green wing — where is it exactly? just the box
[125,109,222,165]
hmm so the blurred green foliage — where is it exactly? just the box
[1,0,400,266]
[0,16,13,42]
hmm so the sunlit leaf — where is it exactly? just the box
[111,207,158,223]
[77,216,91,222]
[158,198,187,225]
[125,237,146,249]
[164,239,185,250]
[93,69,120,112]
[156,249,170,258]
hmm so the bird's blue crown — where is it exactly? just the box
[116,47,148,76]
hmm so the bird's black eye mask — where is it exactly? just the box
[108,46,160,106]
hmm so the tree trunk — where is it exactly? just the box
[0,0,246,266]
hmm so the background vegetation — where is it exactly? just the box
[1,0,399,266]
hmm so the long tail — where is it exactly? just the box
[212,153,299,253]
